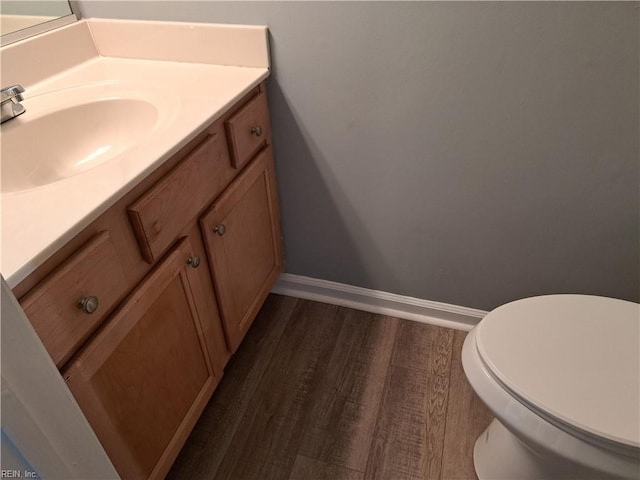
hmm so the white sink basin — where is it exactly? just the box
[0,83,171,193]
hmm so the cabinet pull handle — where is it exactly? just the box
[213,224,226,237]
[77,296,99,314]
[186,256,201,268]
[251,125,263,137]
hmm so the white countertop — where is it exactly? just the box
[1,20,270,288]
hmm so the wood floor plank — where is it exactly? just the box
[167,294,299,479]
[392,321,454,376]
[169,296,494,480]
[364,365,450,479]
[440,330,494,480]
[288,455,364,480]
[212,300,345,480]
[297,311,399,472]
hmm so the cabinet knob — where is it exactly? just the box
[186,256,201,268]
[250,125,263,137]
[77,296,99,314]
[213,224,226,236]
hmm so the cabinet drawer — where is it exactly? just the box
[128,128,234,263]
[20,231,127,368]
[225,92,270,170]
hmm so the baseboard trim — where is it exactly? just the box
[271,273,487,331]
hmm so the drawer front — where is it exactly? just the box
[20,231,127,368]
[128,127,234,263]
[225,92,270,170]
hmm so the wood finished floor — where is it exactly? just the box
[167,294,493,480]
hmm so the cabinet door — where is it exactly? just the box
[63,237,218,480]
[200,147,283,351]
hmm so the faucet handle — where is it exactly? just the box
[1,85,25,102]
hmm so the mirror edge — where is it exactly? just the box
[1,9,78,47]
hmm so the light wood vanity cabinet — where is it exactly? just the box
[13,83,283,480]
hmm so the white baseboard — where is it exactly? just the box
[271,273,487,331]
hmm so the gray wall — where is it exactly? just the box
[77,1,639,310]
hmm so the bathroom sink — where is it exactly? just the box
[1,95,160,193]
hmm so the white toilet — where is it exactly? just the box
[462,294,640,480]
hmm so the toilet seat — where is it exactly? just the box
[475,295,640,452]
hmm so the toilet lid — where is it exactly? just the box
[476,295,640,449]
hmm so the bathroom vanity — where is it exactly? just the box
[2,19,281,480]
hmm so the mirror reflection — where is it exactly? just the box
[1,0,73,38]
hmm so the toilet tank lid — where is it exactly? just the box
[476,294,640,449]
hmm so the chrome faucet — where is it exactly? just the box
[1,85,26,124]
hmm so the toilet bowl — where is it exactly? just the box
[462,295,640,480]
